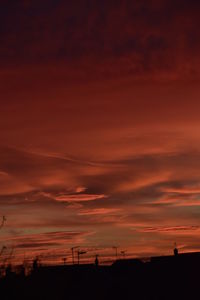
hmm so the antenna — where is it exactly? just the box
[71,246,80,265]
[77,250,87,265]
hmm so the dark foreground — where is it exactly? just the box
[1,252,200,300]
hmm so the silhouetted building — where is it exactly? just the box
[112,258,143,270]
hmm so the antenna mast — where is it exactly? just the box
[77,250,87,265]
[71,246,80,265]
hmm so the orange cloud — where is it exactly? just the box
[54,194,107,202]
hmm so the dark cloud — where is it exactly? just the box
[0,0,200,80]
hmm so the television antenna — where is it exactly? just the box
[77,250,87,265]
[71,246,80,265]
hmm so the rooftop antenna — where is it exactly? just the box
[77,250,87,265]
[71,246,80,265]
[112,246,118,260]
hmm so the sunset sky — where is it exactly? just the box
[1,0,200,265]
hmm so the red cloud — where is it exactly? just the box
[54,194,107,202]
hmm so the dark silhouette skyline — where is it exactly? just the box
[1,250,200,300]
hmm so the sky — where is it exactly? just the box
[1,0,200,265]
